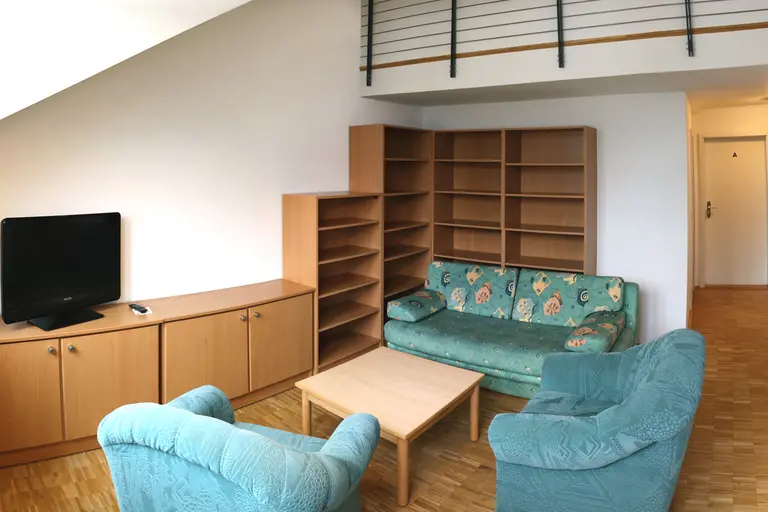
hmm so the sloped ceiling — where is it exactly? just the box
[0,0,254,120]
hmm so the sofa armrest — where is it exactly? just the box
[319,413,380,509]
[98,403,333,510]
[166,385,235,424]
[488,411,651,470]
[386,288,446,322]
[540,351,627,403]
[623,282,639,337]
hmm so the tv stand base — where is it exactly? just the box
[29,308,104,331]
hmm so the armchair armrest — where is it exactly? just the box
[166,384,235,424]
[98,403,334,511]
[488,411,651,471]
[319,413,380,509]
[541,351,632,403]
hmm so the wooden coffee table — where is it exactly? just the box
[295,347,483,506]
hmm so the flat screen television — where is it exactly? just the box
[1,212,121,331]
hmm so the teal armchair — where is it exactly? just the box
[98,386,380,512]
[489,329,705,511]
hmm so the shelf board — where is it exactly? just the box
[386,157,429,162]
[319,273,379,299]
[435,159,501,163]
[318,217,378,231]
[434,218,501,230]
[384,220,429,233]
[384,244,430,262]
[434,248,501,265]
[318,332,380,371]
[505,162,584,167]
[506,255,584,273]
[384,190,431,197]
[384,275,424,299]
[434,189,501,197]
[319,301,379,332]
[319,245,379,265]
[505,193,585,199]
[505,224,584,236]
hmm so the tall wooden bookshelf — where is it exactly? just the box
[283,192,383,372]
[349,125,433,300]
[432,127,597,274]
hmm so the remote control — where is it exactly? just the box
[129,303,148,314]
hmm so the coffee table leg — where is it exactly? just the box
[302,390,311,436]
[397,438,409,506]
[470,384,479,442]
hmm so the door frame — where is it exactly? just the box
[694,134,768,287]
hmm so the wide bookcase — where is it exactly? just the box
[432,126,596,273]
[283,192,383,372]
[350,125,433,300]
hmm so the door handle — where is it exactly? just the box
[706,201,717,219]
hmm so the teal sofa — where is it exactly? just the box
[98,385,380,512]
[488,328,705,511]
[384,261,639,398]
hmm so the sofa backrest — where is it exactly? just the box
[511,269,625,327]
[425,260,519,319]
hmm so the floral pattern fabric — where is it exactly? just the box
[512,269,625,327]
[566,311,627,353]
[425,260,519,319]
[386,289,445,322]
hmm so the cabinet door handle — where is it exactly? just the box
[240,315,247,322]
[253,312,262,319]
[48,346,57,355]
[67,344,76,352]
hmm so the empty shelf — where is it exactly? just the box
[435,159,501,163]
[434,218,501,230]
[505,193,584,199]
[318,332,380,370]
[385,157,429,162]
[384,190,430,197]
[505,224,584,236]
[318,217,378,231]
[384,220,430,233]
[319,301,379,332]
[319,274,379,299]
[434,249,501,265]
[384,245,430,262]
[384,275,424,299]
[319,245,378,265]
[506,256,584,273]
[434,189,501,196]
[505,162,584,167]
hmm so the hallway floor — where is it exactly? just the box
[0,288,766,511]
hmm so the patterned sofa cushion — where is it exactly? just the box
[565,311,627,353]
[425,261,519,319]
[386,289,446,322]
[512,270,625,327]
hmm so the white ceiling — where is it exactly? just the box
[374,65,768,113]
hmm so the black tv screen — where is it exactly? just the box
[1,213,121,326]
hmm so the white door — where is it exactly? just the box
[703,137,768,285]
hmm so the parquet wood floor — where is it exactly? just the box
[0,288,765,511]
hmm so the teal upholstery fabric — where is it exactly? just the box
[623,282,639,334]
[98,385,380,512]
[512,270,624,327]
[425,261,518,319]
[565,311,627,353]
[386,289,445,322]
[489,329,705,512]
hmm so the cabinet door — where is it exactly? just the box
[0,340,63,451]
[162,310,249,402]
[61,327,159,440]
[249,294,313,391]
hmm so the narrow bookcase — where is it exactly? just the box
[283,192,383,373]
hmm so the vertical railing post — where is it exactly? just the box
[366,0,375,86]
[450,0,458,78]
[684,0,695,57]
[556,0,565,68]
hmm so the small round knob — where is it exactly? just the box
[240,315,247,321]
[67,344,76,352]
[253,312,262,319]
[48,346,56,355]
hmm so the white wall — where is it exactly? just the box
[691,104,768,286]
[0,0,256,121]
[0,0,421,306]
[423,93,689,342]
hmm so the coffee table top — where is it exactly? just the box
[296,347,483,440]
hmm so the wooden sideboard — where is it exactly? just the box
[0,279,314,467]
